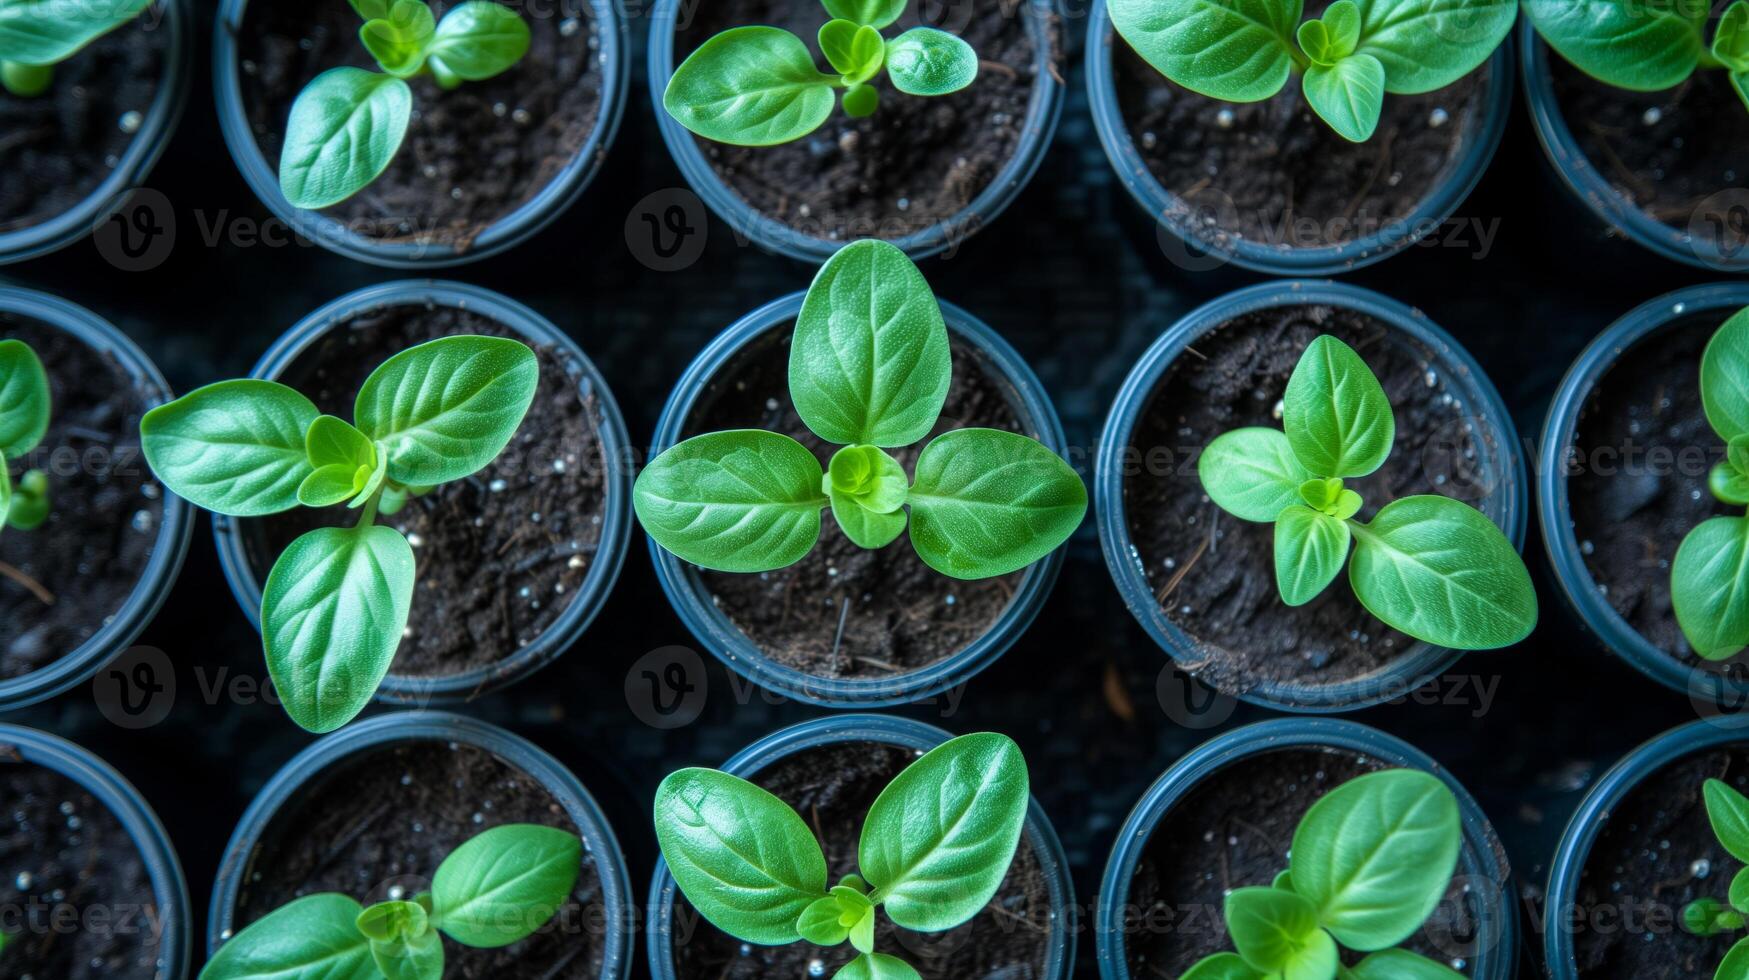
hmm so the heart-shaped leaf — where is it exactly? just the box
[1522,0,1704,92]
[1108,0,1301,102]
[279,67,413,209]
[431,824,581,947]
[1181,952,1268,979]
[359,0,436,76]
[821,0,904,29]
[140,379,320,517]
[1672,516,1749,661]
[1707,779,1749,864]
[427,1,530,82]
[1354,0,1515,94]
[635,430,827,572]
[1199,427,1312,523]
[835,953,921,980]
[908,428,1086,580]
[1274,503,1351,606]
[1223,886,1335,976]
[1347,948,1464,979]
[354,334,538,487]
[1703,308,1749,443]
[885,27,978,96]
[820,19,884,81]
[370,928,443,980]
[833,495,909,549]
[664,26,837,145]
[0,0,152,67]
[1302,52,1384,142]
[198,893,375,980]
[0,339,50,460]
[1283,335,1395,479]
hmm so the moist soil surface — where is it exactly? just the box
[1122,748,1478,977]
[1123,305,1508,699]
[0,11,166,234]
[1570,746,1749,977]
[1,317,166,680]
[244,304,608,679]
[0,758,163,980]
[671,740,1054,977]
[236,0,605,250]
[230,740,608,979]
[682,324,1028,681]
[674,0,1047,245]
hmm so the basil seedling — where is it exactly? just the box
[663,0,978,146]
[656,733,1028,980]
[140,334,538,732]
[1181,769,1464,980]
[1526,0,1749,113]
[201,823,581,980]
[278,0,531,208]
[0,0,152,97]
[1197,334,1536,649]
[634,239,1086,580]
[0,339,53,604]
[1680,779,1749,980]
[1108,0,1515,142]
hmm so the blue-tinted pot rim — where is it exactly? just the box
[212,0,629,269]
[1536,282,1749,705]
[645,0,1065,263]
[1094,280,1529,713]
[205,710,634,979]
[646,292,1068,708]
[1085,0,1514,277]
[0,723,193,980]
[0,0,191,266]
[209,279,633,705]
[643,713,1077,979]
[0,286,193,712]
[1095,718,1518,980]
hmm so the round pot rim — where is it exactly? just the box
[1094,279,1529,713]
[1095,717,1517,980]
[645,291,1069,708]
[645,0,1066,263]
[0,723,193,980]
[205,709,635,979]
[1535,281,1749,704]
[0,285,194,712]
[209,278,634,704]
[211,0,630,270]
[643,713,1077,979]
[1085,0,1514,277]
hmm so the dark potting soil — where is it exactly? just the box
[0,759,163,980]
[671,741,1054,978]
[0,10,166,233]
[243,304,608,679]
[674,0,1050,245]
[236,0,605,250]
[681,325,1028,680]
[1570,746,1749,977]
[229,740,608,979]
[0,317,166,680]
[1122,305,1509,697]
[1122,749,1479,977]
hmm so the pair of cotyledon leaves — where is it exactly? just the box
[655,733,1028,980]
[140,334,539,733]
[0,339,51,537]
[1525,0,1749,113]
[632,239,1087,582]
[1108,0,1516,142]
[1670,307,1749,661]
[1680,779,1749,980]
[0,0,152,95]
[1197,334,1536,651]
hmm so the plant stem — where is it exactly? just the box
[0,561,54,605]
[355,488,382,529]
[0,61,52,98]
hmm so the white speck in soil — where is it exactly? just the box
[105,155,119,169]
[512,108,531,125]
[388,884,405,900]
[945,595,956,606]
[827,567,838,577]
[531,512,542,523]
[568,555,586,570]
[1643,106,1663,126]
[838,131,858,153]
[552,459,567,473]
[560,16,581,35]
[739,944,753,957]
[1387,171,1403,186]
[1694,858,1713,878]
[1271,398,1284,419]
[1141,130,1158,149]
[493,102,508,117]
[299,37,313,50]
[1429,107,1449,128]
[407,533,424,548]
[242,60,257,75]
[1164,557,1176,570]
[896,197,909,211]
[1216,108,1235,129]
[422,165,438,178]
[1580,540,1595,555]
[131,509,153,533]
[809,959,827,977]
[489,479,507,492]
[14,871,30,890]
[412,822,424,833]
[1425,369,1438,387]
[120,110,143,134]
[1693,489,1704,500]
[473,812,484,824]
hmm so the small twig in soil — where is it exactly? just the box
[0,561,54,605]
[830,594,852,674]
[1340,127,1397,222]
[1156,536,1209,606]
[1103,661,1136,724]
[533,946,584,980]
[979,59,1019,80]
[853,657,903,673]
[1232,815,1281,853]
[319,802,394,874]
[1182,344,1207,361]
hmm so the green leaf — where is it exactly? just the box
[1302,53,1384,142]
[1107,0,1301,102]
[1223,886,1336,976]
[1672,517,1749,661]
[354,335,538,487]
[1283,335,1395,479]
[835,953,922,980]
[279,67,411,209]
[1349,495,1537,649]
[820,19,883,81]
[1273,869,1295,891]
[653,768,828,946]
[1683,896,1747,936]
[0,339,48,460]
[908,428,1087,580]
[1290,769,1461,951]
[791,239,952,447]
[370,928,443,980]
[307,415,375,469]
[797,895,852,947]
[1,469,44,531]
[0,466,11,532]
[140,380,320,517]
[1297,0,1359,64]
[1732,866,1749,915]
[1199,427,1312,523]
[1717,1,1749,71]
[885,28,978,96]
[359,0,435,76]
[0,0,152,67]
[634,430,827,572]
[351,0,392,20]
[1354,0,1515,94]
[1523,0,1705,91]
[198,894,376,980]
[1713,462,1749,506]
[1182,953,1269,980]
[859,733,1029,932]
[1723,937,1749,980]
[663,27,837,145]
[1732,70,1749,114]
[822,0,904,29]
[833,495,908,549]
[1704,308,1749,443]
[1274,504,1352,606]
[298,464,374,508]
[843,82,879,117]
[427,1,530,82]
[1347,949,1464,979]
[1707,779,1749,863]
[356,900,429,942]
[262,524,415,733]
[431,824,580,948]
[828,444,908,513]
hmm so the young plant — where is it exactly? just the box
[1526,0,1749,113]
[663,0,978,146]
[1197,334,1536,649]
[0,0,152,97]
[200,823,581,980]
[633,239,1086,580]
[278,0,531,209]
[1680,779,1749,978]
[1108,0,1516,142]
[655,733,1028,979]
[1180,769,1465,980]
[1671,307,1749,661]
[0,339,53,604]
[140,334,538,732]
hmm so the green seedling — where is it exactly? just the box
[278,0,531,209]
[1180,769,1465,980]
[1197,333,1536,649]
[1108,0,1516,142]
[633,239,1086,580]
[1670,307,1749,660]
[0,339,53,604]
[663,0,978,146]
[655,733,1028,980]
[140,334,538,732]
[1525,0,1749,113]
[201,823,580,980]
[1680,779,1749,979]
[0,0,153,97]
